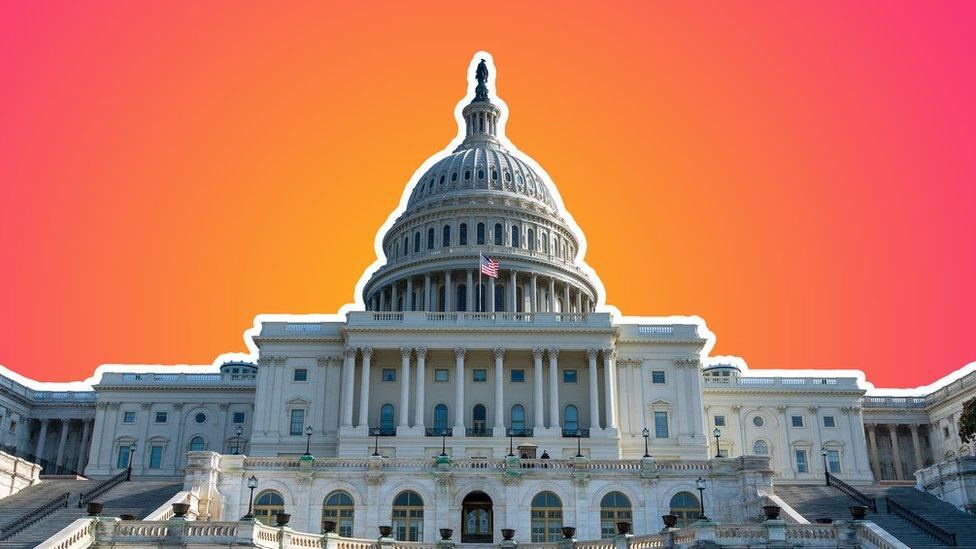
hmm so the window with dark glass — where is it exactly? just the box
[289,409,305,436]
[510,369,525,382]
[293,368,308,382]
[382,368,396,382]
[511,226,520,247]
[472,369,487,382]
[459,224,468,245]
[493,223,503,245]
[443,225,451,247]
[427,228,434,249]
[476,223,485,245]
[562,370,578,383]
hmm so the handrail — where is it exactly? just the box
[885,497,957,546]
[0,491,71,540]
[826,472,877,512]
[78,466,131,507]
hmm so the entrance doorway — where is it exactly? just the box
[461,491,493,543]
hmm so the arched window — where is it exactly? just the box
[511,226,520,248]
[527,228,535,250]
[494,284,506,312]
[493,223,503,245]
[254,490,285,526]
[515,286,524,312]
[753,440,769,456]
[403,237,409,257]
[564,405,579,433]
[464,170,471,180]
[600,492,632,539]
[189,436,205,451]
[442,225,451,247]
[457,284,467,311]
[669,492,700,528]
[478,169,485,180]
[427,228,434,249]
[530,491,562,542]
[437,285,446,311]
[459,223,468,245]
[380,404,395,430]
[392,491,424,541]
[395,241,400,257]
[433,404,449,431]
[472,404,487,432]
[477,223,485,245]
[511,405,525,431]
[414,232,420,253]
[540,231,548,254]
[323,491,355,536]
[451,172,458,182]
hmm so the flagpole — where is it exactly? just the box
[478,256,483,313]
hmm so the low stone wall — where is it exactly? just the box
[915,456,976,512]
[0,449,41,500]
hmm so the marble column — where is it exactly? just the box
[35,418,51,462]
[399,348,412,428]
[563,284,570,315]
[548,278,556,312]
[454,348,466,431]
[548,349,560,430]
[866,424,881,480]
[509,270,517,312]
[587,349,600,429]
[55,419,70,468]
[532,349,545,429]
[358,348,373,428]
[379,288,386,311]
[575,291,582,314]
[424,273,432,311]
[391,282,399,312]
[77,419,93,472]
[341,347,357,428]
[406,277,414,311]
[530,275,538,313]
[466,270,474,312]
[493,348,505,433]
[603,349,618,430]
[909,424,924,472]
[888,425,904,480]
[415,348,427,429]
[444,271,453,312]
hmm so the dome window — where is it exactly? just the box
[476,223,485,245]
[464,170,471,180]
[527,229,535,251]
[493,223,503,246]
[505,172,511,182]
[511,226,520,248]
[491,170,498,180]
[442,225,451,247]
[459,223,468,245]
[451,172,458,182]
[439,175,445,186]
[427,228,435,250]
[414,232,421,253]
[478,169,485,180]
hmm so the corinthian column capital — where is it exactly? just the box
[493,347,505,359]
[455,347,467,359]
[344,347,358,358]
[532,348,545,359]
[547,348,560,358]
[587,348,599,360]
[360,347,373,359]
[400,346,413,357]
[415,347,427,359]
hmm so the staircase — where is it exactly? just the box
[0,479,182,549]
[775,483,976,548]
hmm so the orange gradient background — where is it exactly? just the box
[1,2,974,388]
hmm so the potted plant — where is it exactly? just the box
[662,514,679,528]
[439,528,453,540]
[86,502,103,516]
[275,512,290,527]
[501,528,515,540]
[762,505,781,520]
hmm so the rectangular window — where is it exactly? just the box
[8,420,15,434]
[434,369,449,382]
[944,425,951,438]
[562,370,578,383]
[117,446,131,468]
[293,368,308,382]
[823,416,836,428]
[791,415,804,428]
[289,409,305,436]
[472,369,487,382]
[651,371,666,384]
[154,411,168,424]
[122,411,136,424]
[233,411,246,424]
[382,368,397,382]
[795,450,809,473]
[654,411,669,438]
[827,450,841,473]
[149,445,163,469]
[510,369,525,383]
[713,415,726,427]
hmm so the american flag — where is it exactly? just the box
[480,254,499,278]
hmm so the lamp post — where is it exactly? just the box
[242,475,258,519]
[507,430,515,457]
[575,429,583,458]
[713,428,722,458]
[695,477,708,521]
[234,425,243,455]
[304,426,313,456]
[642,427,650,458]
[127,442,136,470]
[821,446,829,485]
[440,428,448,457]
[371,430,380,457]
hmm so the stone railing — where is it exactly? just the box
[915,456,976,512]
[0,449,41,500]
[142,490,201,521]
[99,371,256,385]
[0,372,96,404]
[702,376,861,391]
[345,311,613,329]
[35,518,97,549]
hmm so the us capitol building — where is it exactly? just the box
[2,56,975,548]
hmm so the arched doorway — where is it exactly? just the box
[461,491,493,543]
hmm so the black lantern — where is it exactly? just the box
[695,477,708,521]
[508,429,515,457]
[440,428,448,457]
[304,425,313,456]
[821,446,829,485]
[642,427,650,458]
[242,475,258,519]
[372,430,380,457]
[575,429,583,458]
[712,428,722,458]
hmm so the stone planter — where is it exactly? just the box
[439,528,453,540]
[322,520,337,533]
[616,521,632,535]
[275,512,290,527]
[172,502,190,518]
[379,525,394,538]
[762,505,781,520]
[662,514,679,528]
[501,528,515,540]
[119,514,137,521]
[86,502,103,517]
[815,518,833,524]
[561,526,576,539]
[849,505,868,520]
